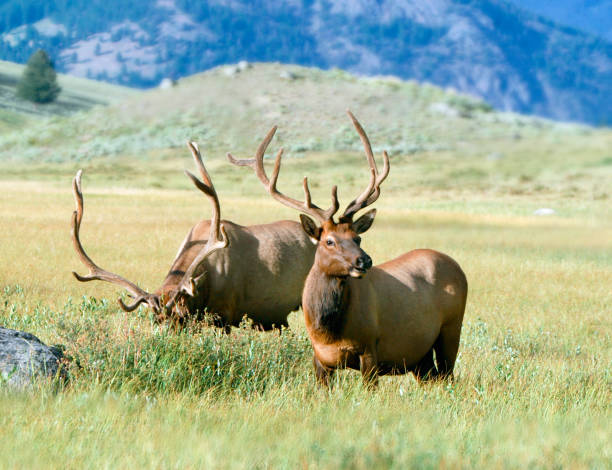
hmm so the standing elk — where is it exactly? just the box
[71,140,316,330]
[235,111,468,385]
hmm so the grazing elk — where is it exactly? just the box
[71,141,316,330]
[237,111,468,385]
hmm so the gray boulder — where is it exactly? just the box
[0,327,65,388]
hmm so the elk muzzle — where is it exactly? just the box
[349,253,372,278]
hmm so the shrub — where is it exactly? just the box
[16,49,61,104]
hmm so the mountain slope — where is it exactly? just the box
[508,0,612,41]
[0,0,610,124]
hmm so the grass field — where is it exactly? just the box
[0,64,611,468]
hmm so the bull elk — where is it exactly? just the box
[71,141,316,330]
[238,111,468,385]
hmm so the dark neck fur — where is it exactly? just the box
[303,268,349,339]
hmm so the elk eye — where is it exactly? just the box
[326,238,335,247]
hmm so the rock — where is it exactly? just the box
[280,70,296,80]
[0,327,65,388]
[533,208,556,216]
[223,65,239,77]
[429,102,459,118]
[159,78,177,89]
[237,60,251,71]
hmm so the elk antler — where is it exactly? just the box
[71,170,162,313]
[164,143,229,310]
[184,141,224,250]
[340,110,390,222]
[227,127,339,223]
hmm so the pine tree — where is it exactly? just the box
[16,49,61,104]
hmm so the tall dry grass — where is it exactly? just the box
[1,162,610,467]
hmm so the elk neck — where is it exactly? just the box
[302,264,350,340]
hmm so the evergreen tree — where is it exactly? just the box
[16,49,61,104]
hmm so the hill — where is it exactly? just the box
[0,63,609,205]
[0,0,610,124]
[0,62,552,162]
[0,59,137,123]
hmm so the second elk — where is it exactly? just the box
[234,111,468,385]
[71,141,316,330]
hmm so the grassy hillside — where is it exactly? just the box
[0,63,610,208]
[0,59,137,123]
[0,63,610,468]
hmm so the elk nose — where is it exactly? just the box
[356,255,372,270]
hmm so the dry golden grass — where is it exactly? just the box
[0,166,610,467]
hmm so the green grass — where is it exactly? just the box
[0,64,611,468]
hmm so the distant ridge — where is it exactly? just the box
[508,0,612,41]
[0,0,610,124]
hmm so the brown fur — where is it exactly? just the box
[302,219,468,385]
[158,219,315,329]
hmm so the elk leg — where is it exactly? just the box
[359,348,379,388]
[412,348,438,382]
[313,355,334,387]
[433,319,463,380]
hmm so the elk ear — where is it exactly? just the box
[300,214,321,244]
[353,209,377,234]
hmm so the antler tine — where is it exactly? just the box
[301,179,339,221]
[227,126,278,185]
[347,110,377,173]
[185,141,222,243]
[73,169,84,227]
[322,185,340,221]
[71,170,161,313]
[363,150,391,206]
[341,111,391,221]
[188,141,214,187]
[230,127,340,223]
[340,167,377,221]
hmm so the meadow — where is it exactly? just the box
[0,64,611,468]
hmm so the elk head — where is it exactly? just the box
[228,110,389,278]
[70,141,228,321]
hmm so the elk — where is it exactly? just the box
[71,140,316,330]
[238,111,468,385]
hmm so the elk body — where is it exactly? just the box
[71,142,316,330]
[241,111,468,384]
